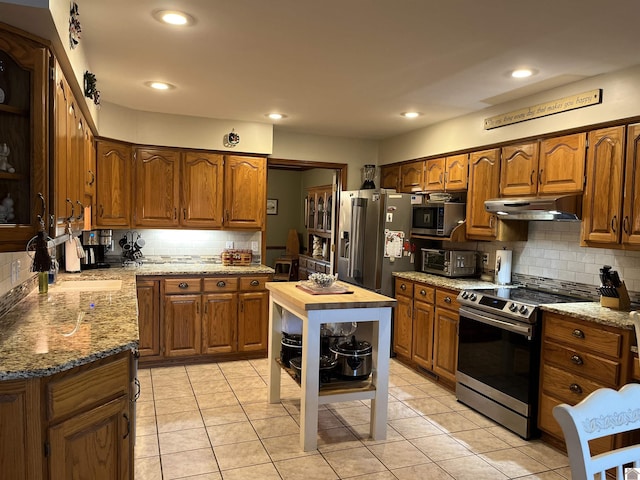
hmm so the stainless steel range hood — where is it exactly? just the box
[484,195,581,221]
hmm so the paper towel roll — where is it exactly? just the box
[495,249,512,285]
[65,238,81,273]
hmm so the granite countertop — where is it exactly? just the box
[392,271,503,291]
[0,264,274,380]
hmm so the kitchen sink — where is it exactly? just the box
[54,279,123,292]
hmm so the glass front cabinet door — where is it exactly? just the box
[0,28,48,251]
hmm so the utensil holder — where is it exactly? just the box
[600,281,631,311]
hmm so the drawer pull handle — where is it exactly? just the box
[570,355,583,365]
[444,296,452,304]
[178,282,189,289]
[572,329,585,339]
[569,383,583,394]
[250,280,260,287]
[217,281,226,288]
[400,284,406,291]
[420,289,426,296]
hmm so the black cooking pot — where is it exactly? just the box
[280,333,302,367]
[289,355,338,384]
[330,335,372,380]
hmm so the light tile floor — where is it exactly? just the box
[134,358,572,480]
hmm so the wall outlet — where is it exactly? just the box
[251,241,259,251]
[482,253,489,265]
[225,241,234,249]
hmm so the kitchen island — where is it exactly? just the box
[266,281,396,451]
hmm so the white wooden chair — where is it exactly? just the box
[553,383,640,480]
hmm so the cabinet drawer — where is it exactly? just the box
[414,284,435,303]
[314,263,327,274]
[543,340,621,386]
[436,288,460,310]
[541,363,605,405]
[395,278,413,297]
[299,257,308,268]
[203,277,238,292]
[164,278,202,294]
[307,260,316,271]
[544,314,622,358]
[240,276,270,291]
[47,354,129,422]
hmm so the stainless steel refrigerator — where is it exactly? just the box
[337,189,413,297]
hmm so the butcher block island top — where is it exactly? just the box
[266,281,397,311]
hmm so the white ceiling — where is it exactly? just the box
[23,1,640,139]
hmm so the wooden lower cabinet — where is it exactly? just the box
[538,311,634,454]
[0,351,134,480]
[136,278,160,357]
[393,278,459,386]
[139,274,270,364]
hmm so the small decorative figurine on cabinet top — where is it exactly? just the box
[0,143,14,173]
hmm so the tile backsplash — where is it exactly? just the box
[0,251,36,297]
[105,229,262,263]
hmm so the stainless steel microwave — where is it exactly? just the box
[421,248,478,277]
[411,202,465,236]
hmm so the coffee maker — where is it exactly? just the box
[81,229,112,269]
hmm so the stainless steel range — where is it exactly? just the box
[456,287,586,439]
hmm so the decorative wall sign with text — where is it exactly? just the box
[484,89,602,130]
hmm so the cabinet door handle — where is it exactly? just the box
[76,200,84,221]
[444,296,452,304]
[569,383,583,394]
[570,355,583,365]
[400,284,406,291]
[623,215,630,235]
[250,280,260,287]
[204,303,208,314]
[133,378,141,401]
[183,208,186,220]
[420,289,426,296]
[66,198,74,222]
[99,204,104,218]
[178,282,189,289]
[572,329,585,339]
[88,169,95,186]
[611,215,618,234]
[538,169,544,185]
[174,208,177,220]
[240,300,244,313]
[196,302,200,314]
[217,281,226,288]
[122,413,130,439]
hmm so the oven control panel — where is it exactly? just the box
[458,290,534,321]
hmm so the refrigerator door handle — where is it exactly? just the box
[348,197,366,279]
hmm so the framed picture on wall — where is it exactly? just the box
[267,199,278,215]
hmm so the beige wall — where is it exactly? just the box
[379,64,640,164]
[98,102,273,154]
[272,130,378,190]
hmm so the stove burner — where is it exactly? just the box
[478,287,587,305]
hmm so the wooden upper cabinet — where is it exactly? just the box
[623,123,640,246]
[95,140,132,228]
[466,149,500,239]
[380,165,400,190]
[399,160,425,193]
[134,148,180,227]
[224,155,266,228]
[424,158,445,191]
[500,142,539,196]
[538,133,586,194]
[444,154,468,191]
[416,155,467,193]
[52,67,70,228]
[181,152,224,227]
[581,126,625,245]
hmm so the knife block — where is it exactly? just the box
[600,281,631,311]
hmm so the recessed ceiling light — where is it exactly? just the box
[511,69,534,78]
[153,10,194,26]
[146,81,175,90]
[266,113,287,120]
[401,112,421,118]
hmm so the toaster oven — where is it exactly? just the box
[421,249,478,277]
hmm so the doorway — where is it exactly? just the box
[266,159,348,273]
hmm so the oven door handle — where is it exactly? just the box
[459,307,533,339]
